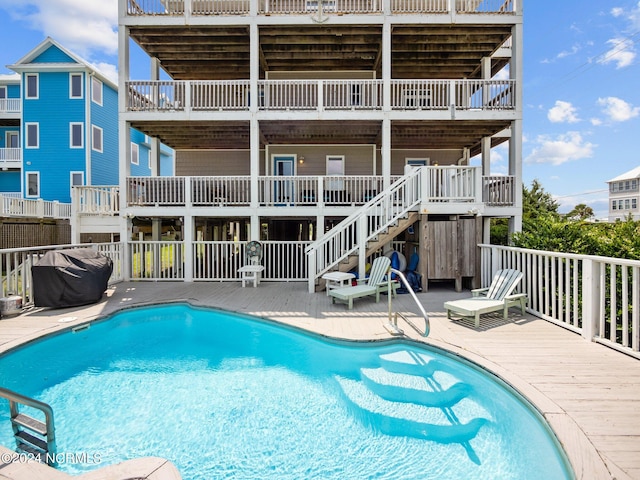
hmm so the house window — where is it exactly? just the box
[625,199,630,209]
[26,74,38,99]
[70,123,84,148]
[0,86,6,100]
[26,172,40,197]
[91,77,103,105]
[92,125,103,152]
[612,201,617,210]
[70,171,84,196]
[26,123,39,148]
[6,131,19,148]
[633,199,638,209]
[131,142,139,165]
[70,73,83,98]
[406,158,429,167]
[619,200,624,210]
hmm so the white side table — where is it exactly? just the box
[322,272,356,296]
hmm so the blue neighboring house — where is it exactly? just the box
[0,37,173,204]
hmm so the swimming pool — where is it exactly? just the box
[0,304,573,479]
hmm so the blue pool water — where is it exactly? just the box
[0,304,572,479]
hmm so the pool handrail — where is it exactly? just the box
[0,386,57,464]
[386,268,430,337]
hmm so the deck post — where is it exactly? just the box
[581,258,601,342]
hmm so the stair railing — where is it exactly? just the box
[0,387,56,464]
[306,167,422,292]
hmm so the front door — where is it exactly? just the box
[273,155,295,205]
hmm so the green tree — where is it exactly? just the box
[565,203,594,221]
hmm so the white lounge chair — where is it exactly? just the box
[238,241,265,288]
[443,269,528,327]
[329,256,398,309]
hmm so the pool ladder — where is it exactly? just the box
[0,387,57,464]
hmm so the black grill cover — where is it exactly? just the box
[32,248,113,308]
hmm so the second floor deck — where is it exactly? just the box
[75,167,516,216]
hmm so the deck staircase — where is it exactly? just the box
[306,167,422,292]
[0,387,57,465]
[335,348,488,445]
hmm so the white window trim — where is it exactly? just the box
[92,125,103,153]
[70,73,83,99]
[6,131,19,148]
[70,171,84,197]
[131,142,139,165]
[70,122,84,148]
[91,77,103,106]
[26,171,40,198]
[25,73,39,99]
[0,86,6,99]
[25,122,39,149]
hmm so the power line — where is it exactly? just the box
[554,189,608,199]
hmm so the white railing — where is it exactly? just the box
[126,0,515,15]
[306,167,422,290]
[0,196,71,219]
[258,175,387,206]
[423,166,478,202]
[128,177,186,205]
[125,79,515,112]
[193,240,310,281]
[122,171,503,208]
[127,81,185,111]
[0,243,124,303]
[480,244,640,360]
[73,186,120,215]
[0,98,21,114]
[191,176,250,205]
[0,148,21,162]
[483,175,514,206]
[191,80,250,110]
[130,241,185,280]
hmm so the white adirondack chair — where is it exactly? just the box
[329,256,397,310]
[443,269,528,327]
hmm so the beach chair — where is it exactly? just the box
[238,241,265,288]
[329,256,397,309]
[443,269,527,327]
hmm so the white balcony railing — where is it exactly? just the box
[120,172,514,209]
[0,195,71,219]
[0,148,21,163]
[126,0,516,15]
[0,98,21,114]
[480,244,640,360]
[125,79,516,113]
[73,186,120,215]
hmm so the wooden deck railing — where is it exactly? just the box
[126,0,516,15]
[480,244,640,360]
[126,79,516,113]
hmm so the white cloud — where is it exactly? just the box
[611,7,624,17]
[597,96,640,122]
[92,62,118,84]
[524,132,596,166]
[590,117,603,126]
[557,44,580,59]
[1,0,118,58]
[548,100,580,123]
[599,37,636,68]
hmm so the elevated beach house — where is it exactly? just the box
[607,166,640,222]
[0,38,173,243]
[115,0,523,289]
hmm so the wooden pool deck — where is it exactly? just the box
[1,281,639,480]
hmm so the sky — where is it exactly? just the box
[0,0,639,219]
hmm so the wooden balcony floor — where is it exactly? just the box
[1,282,638,480]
